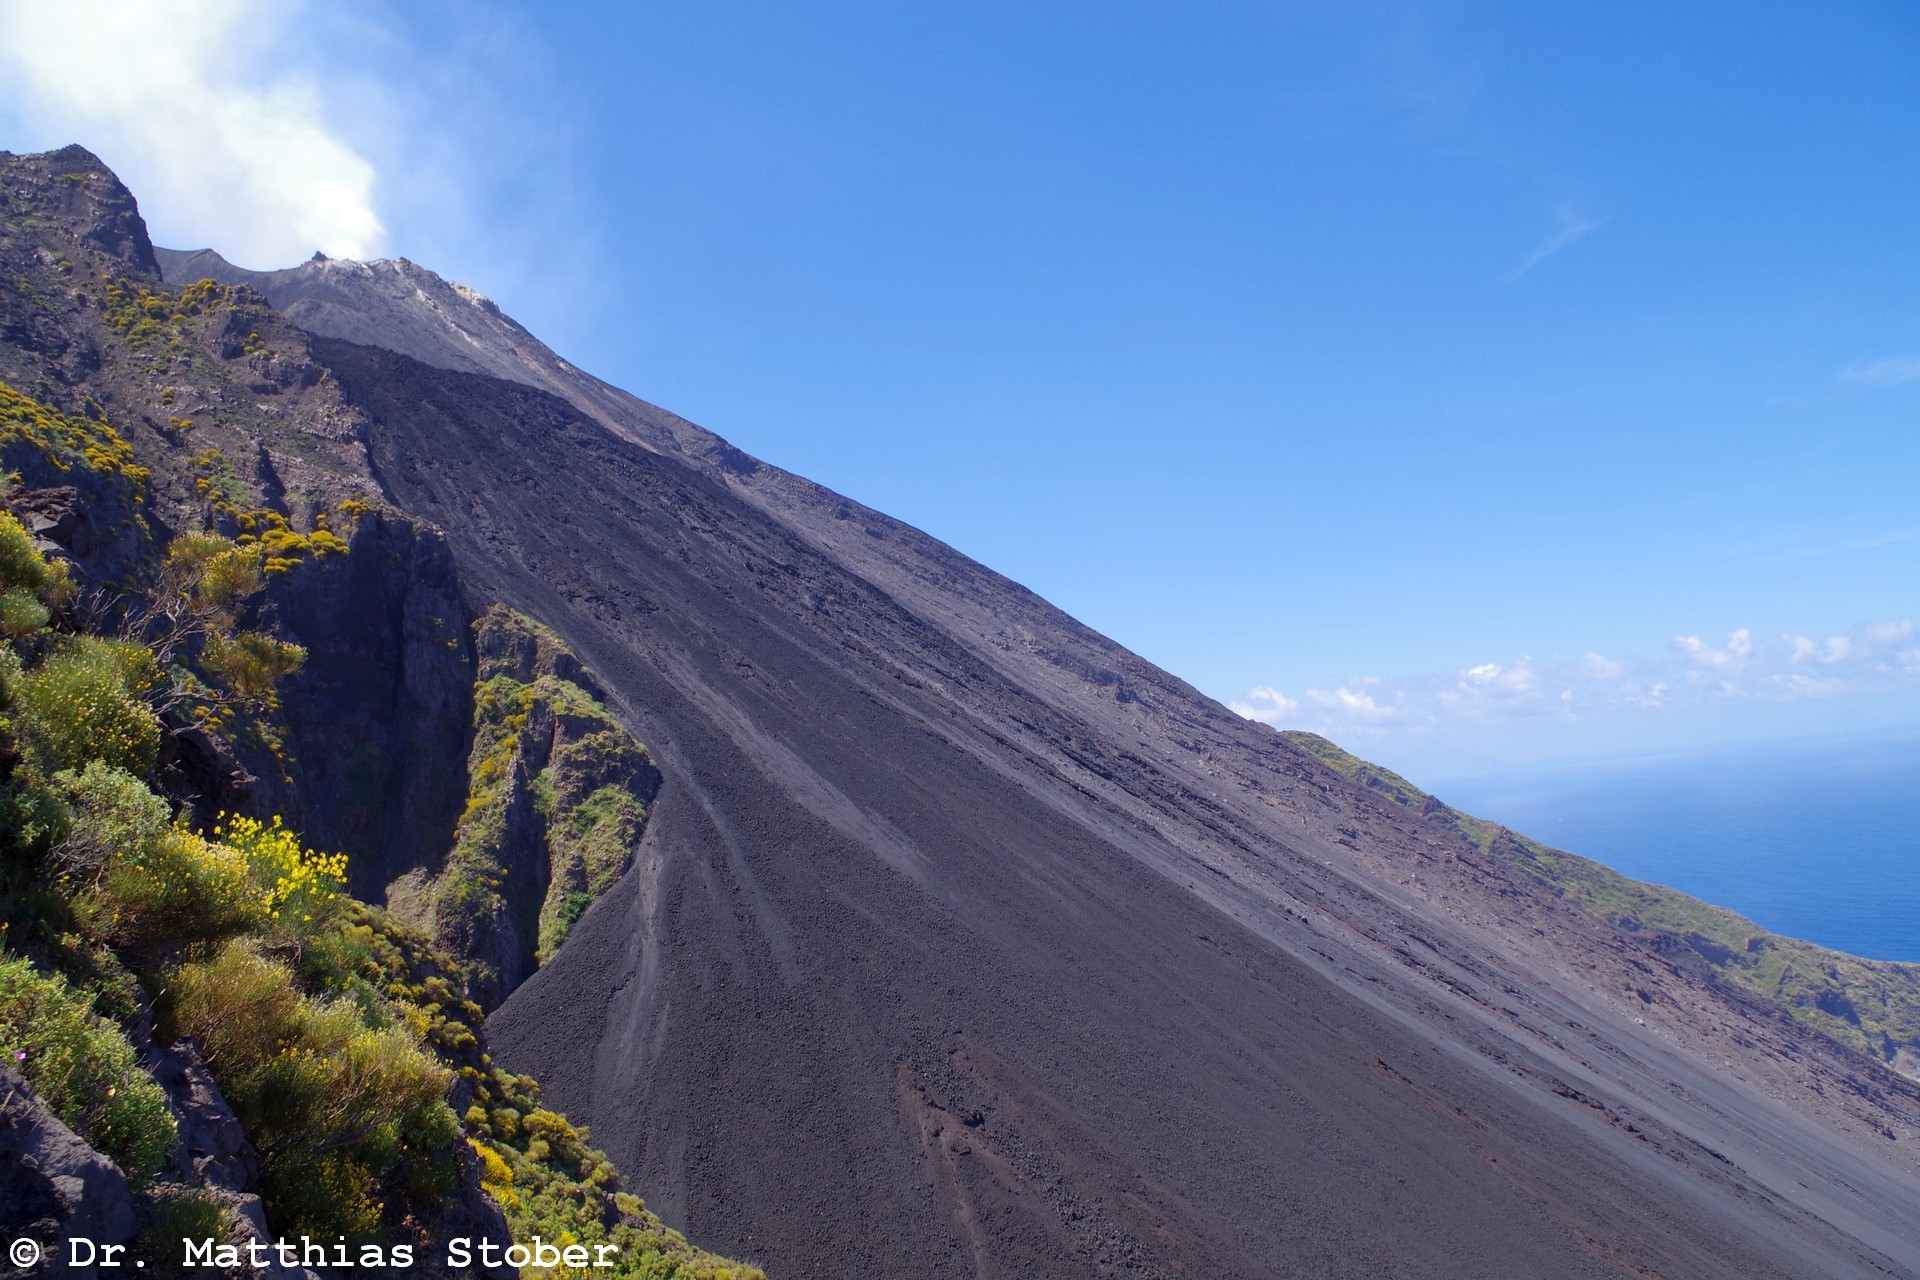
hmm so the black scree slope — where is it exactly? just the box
[309,338,1920,1280]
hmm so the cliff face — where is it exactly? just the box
[390,604,661,1010]
[255,508,474,901]
[1,149,661,1006]
[6,147,1919,1279]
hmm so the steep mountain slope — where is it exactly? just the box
[20,151,1920,1278]
[0,146,761,1278]
[305,341,1920,1280]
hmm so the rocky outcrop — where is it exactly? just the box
[258,508,475,904]
[396,606,660,1010]
[0,398,158,587]
[0,1066,136,1279]
[403,1137,516,1280]
[29,146,160,278]
[146,1040,255,1193]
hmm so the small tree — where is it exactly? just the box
[116,533,305,731]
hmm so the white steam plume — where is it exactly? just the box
[0,0,382,266]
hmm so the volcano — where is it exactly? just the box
[5,147,1917,1278]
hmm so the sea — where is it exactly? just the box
[1429,732,1920,964]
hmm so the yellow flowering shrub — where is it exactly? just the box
[188,449,351,573]
[23,637,161,774]
[0,508,70,599]
[0,586,49,637]
[95,827,254,946]
[471,1137,518,1209]
[57,776,347,947]
[0,379,150,489]
[169,942,457,1242]
[212,814,347,935]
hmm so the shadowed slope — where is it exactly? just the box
[315,338,1920,1279]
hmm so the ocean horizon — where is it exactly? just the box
[1429,731,1920,965]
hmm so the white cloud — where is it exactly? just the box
[1863,619,1916,646]
[1785,632,1851,665]
[1307,684,1401,723]
[1674,628,1753,670]
[1582,652,1623,679]
[0,0,382,265]
[1508,205,1600,280]
[1457,659,1538,693]
[1627,681,1667,709]
[1229,686,1301,726]
[1235,618,1919,739]
[1839,354,1920,388]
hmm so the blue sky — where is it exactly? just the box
[1,0,1915,778]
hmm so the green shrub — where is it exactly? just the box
[0,509,56,595]
[169,943,455,1241]
[0,741,65,874]
[136,1189,231,1280]
[0,954,175,1178]
[56,764,255,946]
[22,637,161,774]
[102,829,255,946]
[0,586,48,637]
[199,631,304,705]
[130,532,305,729]
[54,762,170,879]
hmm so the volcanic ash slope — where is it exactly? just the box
[151,244,1920,1277]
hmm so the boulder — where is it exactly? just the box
[0,1066,136,1279]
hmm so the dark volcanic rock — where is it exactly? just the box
[147,1039,256,1192]
[261,509,475,902]
[313,340,1920,1279]
[28,145,159,278]
[0,1066,137,1278]
[0,157,1898,1279]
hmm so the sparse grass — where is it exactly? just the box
[1281,729,1920,1070]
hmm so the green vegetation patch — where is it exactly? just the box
[168,940,457,1241]
[189,448,352,573]
[432,606,660,990]
[1281,730,1920,1071]
[0,378,151,491]
[0,953,176,1179]
[24,638,161,774]
[102,276,229,352]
